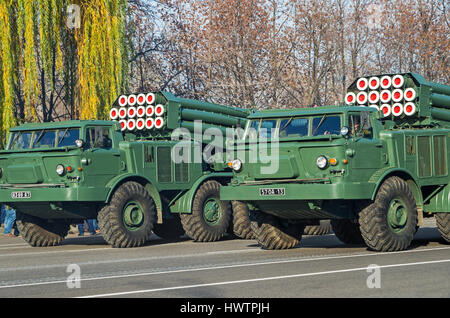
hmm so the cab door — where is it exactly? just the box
[347,112,384,173]
[82,126,121,187]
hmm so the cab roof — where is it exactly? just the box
[248,105,377,119]
[9,120,116,132]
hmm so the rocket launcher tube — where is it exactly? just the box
[180,108,247,128]
[431,93,450,109]
[173,96,250,118]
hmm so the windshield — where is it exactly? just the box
[7,128,80,150]
[245,114,342,139]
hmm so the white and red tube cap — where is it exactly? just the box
[118,95,128,107]
[368,91,380,104]
[392,89,404,103]
[380,76,392,89]
[155,104,165,116]
[369,77,380,90]
[146,93,156,105]
[392,103,404,117]
[118,107,128,119]
[155,117,165,129]
[404,102,417,116]
[357,92,368,105]
[404,88,416,102]
[128,94,137,106]
[356,78,369,91]
[392,75,405,88]
[380,104,391,117]
[145,118,155,129]
[136,118,146,130]
[380,90,392,103]
[345,92,356,105]
[109,108,119,120]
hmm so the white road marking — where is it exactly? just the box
[0,246,449,290]
[78,258,450,298]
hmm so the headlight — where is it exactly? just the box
[56,164,65,176]
[316,156,328,169]
[228,159,242,172]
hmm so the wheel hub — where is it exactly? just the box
[123,201,144,231]
[387,198,408,232]
[203,198,221,226]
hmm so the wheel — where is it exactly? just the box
[153,215,185,240]
[304,220,332,236]
[231,201,255,240]
[180,180,232,242]
[98,181,156,248]
[359,177,418,252]
[250,212,305,250]
[330,219,365,244]
[17,213,70,247]
[435,213,450,243]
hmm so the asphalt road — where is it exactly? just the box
[0,219,448,300]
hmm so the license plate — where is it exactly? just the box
[259,188,285,196]
[11,191,31,199]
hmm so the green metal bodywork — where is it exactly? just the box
[221,100,450,220]
[0,93,250,223]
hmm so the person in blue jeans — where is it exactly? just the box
[78,219,97,236]
[3,205,19,237]
[0,205,5,227]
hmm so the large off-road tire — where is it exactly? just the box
[304,220,332,236]
[435,213,450,243]
[153,215,185,240]
[180,180,232,242]
[16,214,70,247]
[359,177,418,252]
[331,219,364,244]
[98,181,156,248]
[231,201,255,240]
[250,212,305,250]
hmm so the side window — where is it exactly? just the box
[85,127,113,149]
[279,118,309,138]
[312,116,341,136]
[259,120,277,139]
[349,113,373,139]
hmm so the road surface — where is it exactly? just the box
[0,219,448,301]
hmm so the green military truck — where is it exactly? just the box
[221,73,450,252]
[0,92,251,247]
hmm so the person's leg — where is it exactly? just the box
[77,223,85,236]
[87,219,96,235]
[3,209,14,235]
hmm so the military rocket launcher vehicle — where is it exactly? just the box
[221,72,450,252]
[0,92,251,247]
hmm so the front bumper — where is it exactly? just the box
[0,185,109,203]
[220,181,376,201]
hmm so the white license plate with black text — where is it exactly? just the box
[11,191,31,199]
[259,188,285,196]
